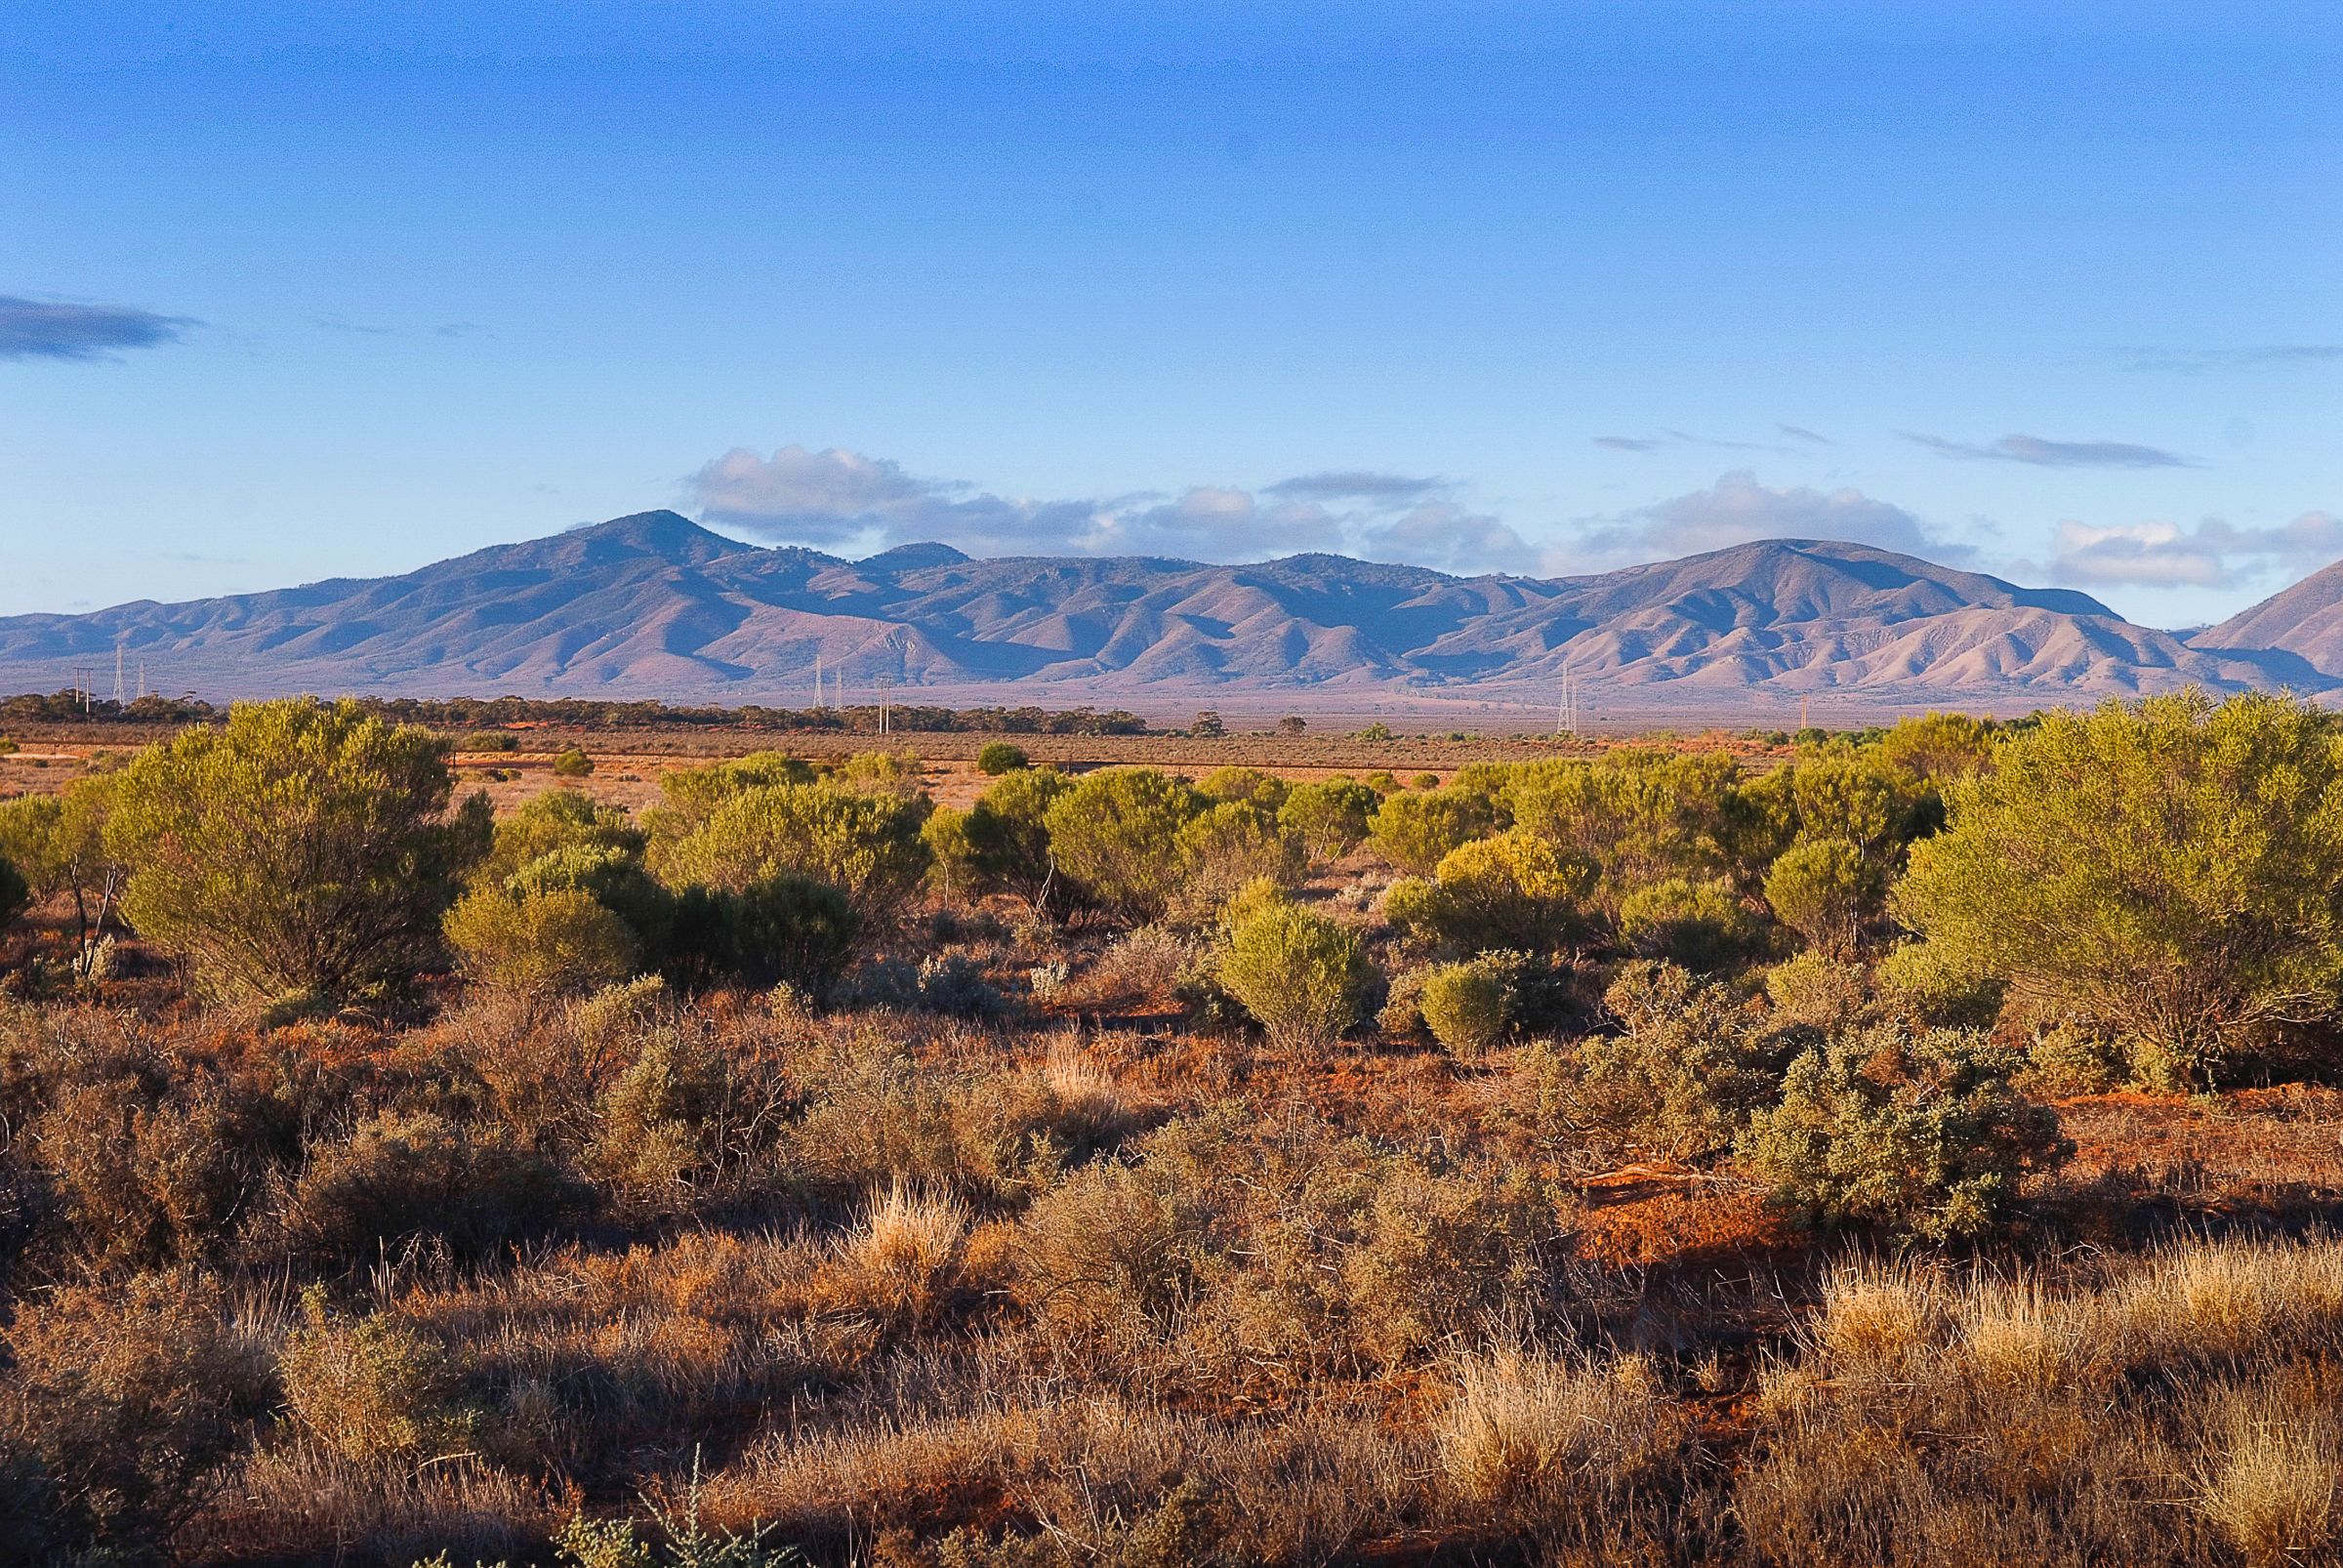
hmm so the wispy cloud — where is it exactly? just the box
[1263,471,1446,503]
[2108,345,2343,375]
[688,445,1540,573]
[1903,431,2191,469]
[1591,428,1795,455]
[2049,512,2343,589]
[1777,424,1832,444]
[0,294,193,361]
[1567,471,1976,569]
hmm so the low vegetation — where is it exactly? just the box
[3,691,2342,1565]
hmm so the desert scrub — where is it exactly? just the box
[1417,954,1517,1059]
[279,1286,476,1465]
[1215,900,1373,1053]
[0,1268,267,1564]
[1738,1023,2072,1240]
[1011,1111,1559,1387]
[282,1109,584,1262]
[1560,961,1802,1163]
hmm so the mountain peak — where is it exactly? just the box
[560,511,752,565]
[859,540,972,571]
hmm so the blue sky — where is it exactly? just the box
[3,1,2337,627]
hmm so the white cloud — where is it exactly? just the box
[1568,471,1973,568]
[2049,512,2343,589]
[687,445,1536,572]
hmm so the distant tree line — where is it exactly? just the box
[0,689,1150,735]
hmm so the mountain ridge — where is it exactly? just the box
[0,512,2325,707]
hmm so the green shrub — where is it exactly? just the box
[1280,777,1380,862]
[1738,1024,2072,1240]
[964,765,1074,914]
[1506,749,1741,899]
[1174,800,1303,913]
[106,697,489,1004]
[458,729,520,753]
[1366,786,1499,874]
[1872,937,2003,1028]
[475,788,646,887]
[642,752,817,862]
[1196,765,1289,810]
[1419,957,1516,1059]
[975,741,1029,775]
[1618,875,1767,970]
[919,805,978,900]
[1762,949,1870,1032]
[1383,831,1593,954]
[657,781,929,922]
[1217,902,1373,1052]
[1566,961,1800,1161]
[840,748,923,797]
[1043,768,1204,921]
[0,852,24,931]
[1895,691,2343,1086]
[1763,837,1884,957]
[445,884,639,994]
[668,877,860,995]
[552,747,596,778]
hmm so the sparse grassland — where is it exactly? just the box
[4,692,2342,1566]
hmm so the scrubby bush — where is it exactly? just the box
[1280,776,1379,862]
[1618,875,1768,970]
[458,729,520,752]
[1764,836,1884,957]
[1043,768,1203,921]
[668,877,860,995]
[283,1109,580,1262]
[1563,961,1800,1161]
[1896,690,2343,1085]
[1216,901,1372,1052]
[1739,1024,2072,1239]
[445,884,638,994]
[107,698,489,1004]
[964,765,1074,915]
[657,780,929,922]
[0,853,25,933]
[1174,801,1303,913]
[1366,785,1499,874]
[1419,956,1516,1059]
[1196,765,1288,810]
[28,1071,258,1271]
[0,1269,262,1563]
[1383,831,1593,954]
[279,1287,473,1465]
[975,741,1029,775]
[552,747,596,778]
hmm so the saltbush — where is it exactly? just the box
[1216,901,1372,1052]
[1738,1023,2073,1239]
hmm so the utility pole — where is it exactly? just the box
[113,642,124,707]
[877,675,894,736]
[814,651,824,710]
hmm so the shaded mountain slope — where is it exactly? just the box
[0,513,2322,704]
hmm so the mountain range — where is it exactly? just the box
[2,510,2336,712]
